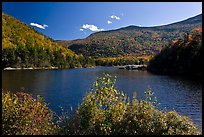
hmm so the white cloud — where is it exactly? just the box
[80,28,84,31]
[138,25,142,27]
[111,15,120,20]
[81,24,104,32]
[43,24,48,28]
[30,23,48,29]
[107,20,112,24]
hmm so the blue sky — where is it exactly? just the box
[2,2,202,40]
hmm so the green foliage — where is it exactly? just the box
[147,28,202,80]
[95,56,149,66]
[2,12,95,69]
[62,73,201,135]
[2,91,56,135]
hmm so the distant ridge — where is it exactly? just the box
[57,14,202,58]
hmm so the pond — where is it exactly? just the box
[2,66,202,130]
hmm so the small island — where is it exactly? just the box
[119,64,147,70]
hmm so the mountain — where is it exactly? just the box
[57,14,202,58]
[147,27,202,80]
[2,12,95,69]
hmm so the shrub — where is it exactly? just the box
[2,91,56,135]
[72,73,201,135]
[2,73,202,135]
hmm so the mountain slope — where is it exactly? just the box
[147,27,202,79]
[57,14,202,58]
[2,12,95,69]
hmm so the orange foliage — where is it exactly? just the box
[192,27,202,33]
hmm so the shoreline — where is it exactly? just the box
[3,66,96,71]
[3,67,59,70]
[3,65,148,71]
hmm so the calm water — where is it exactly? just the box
[2,67,202,130]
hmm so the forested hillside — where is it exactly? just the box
[147,28,202,79]
[2,12,95,69]
[58,14,202,58]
